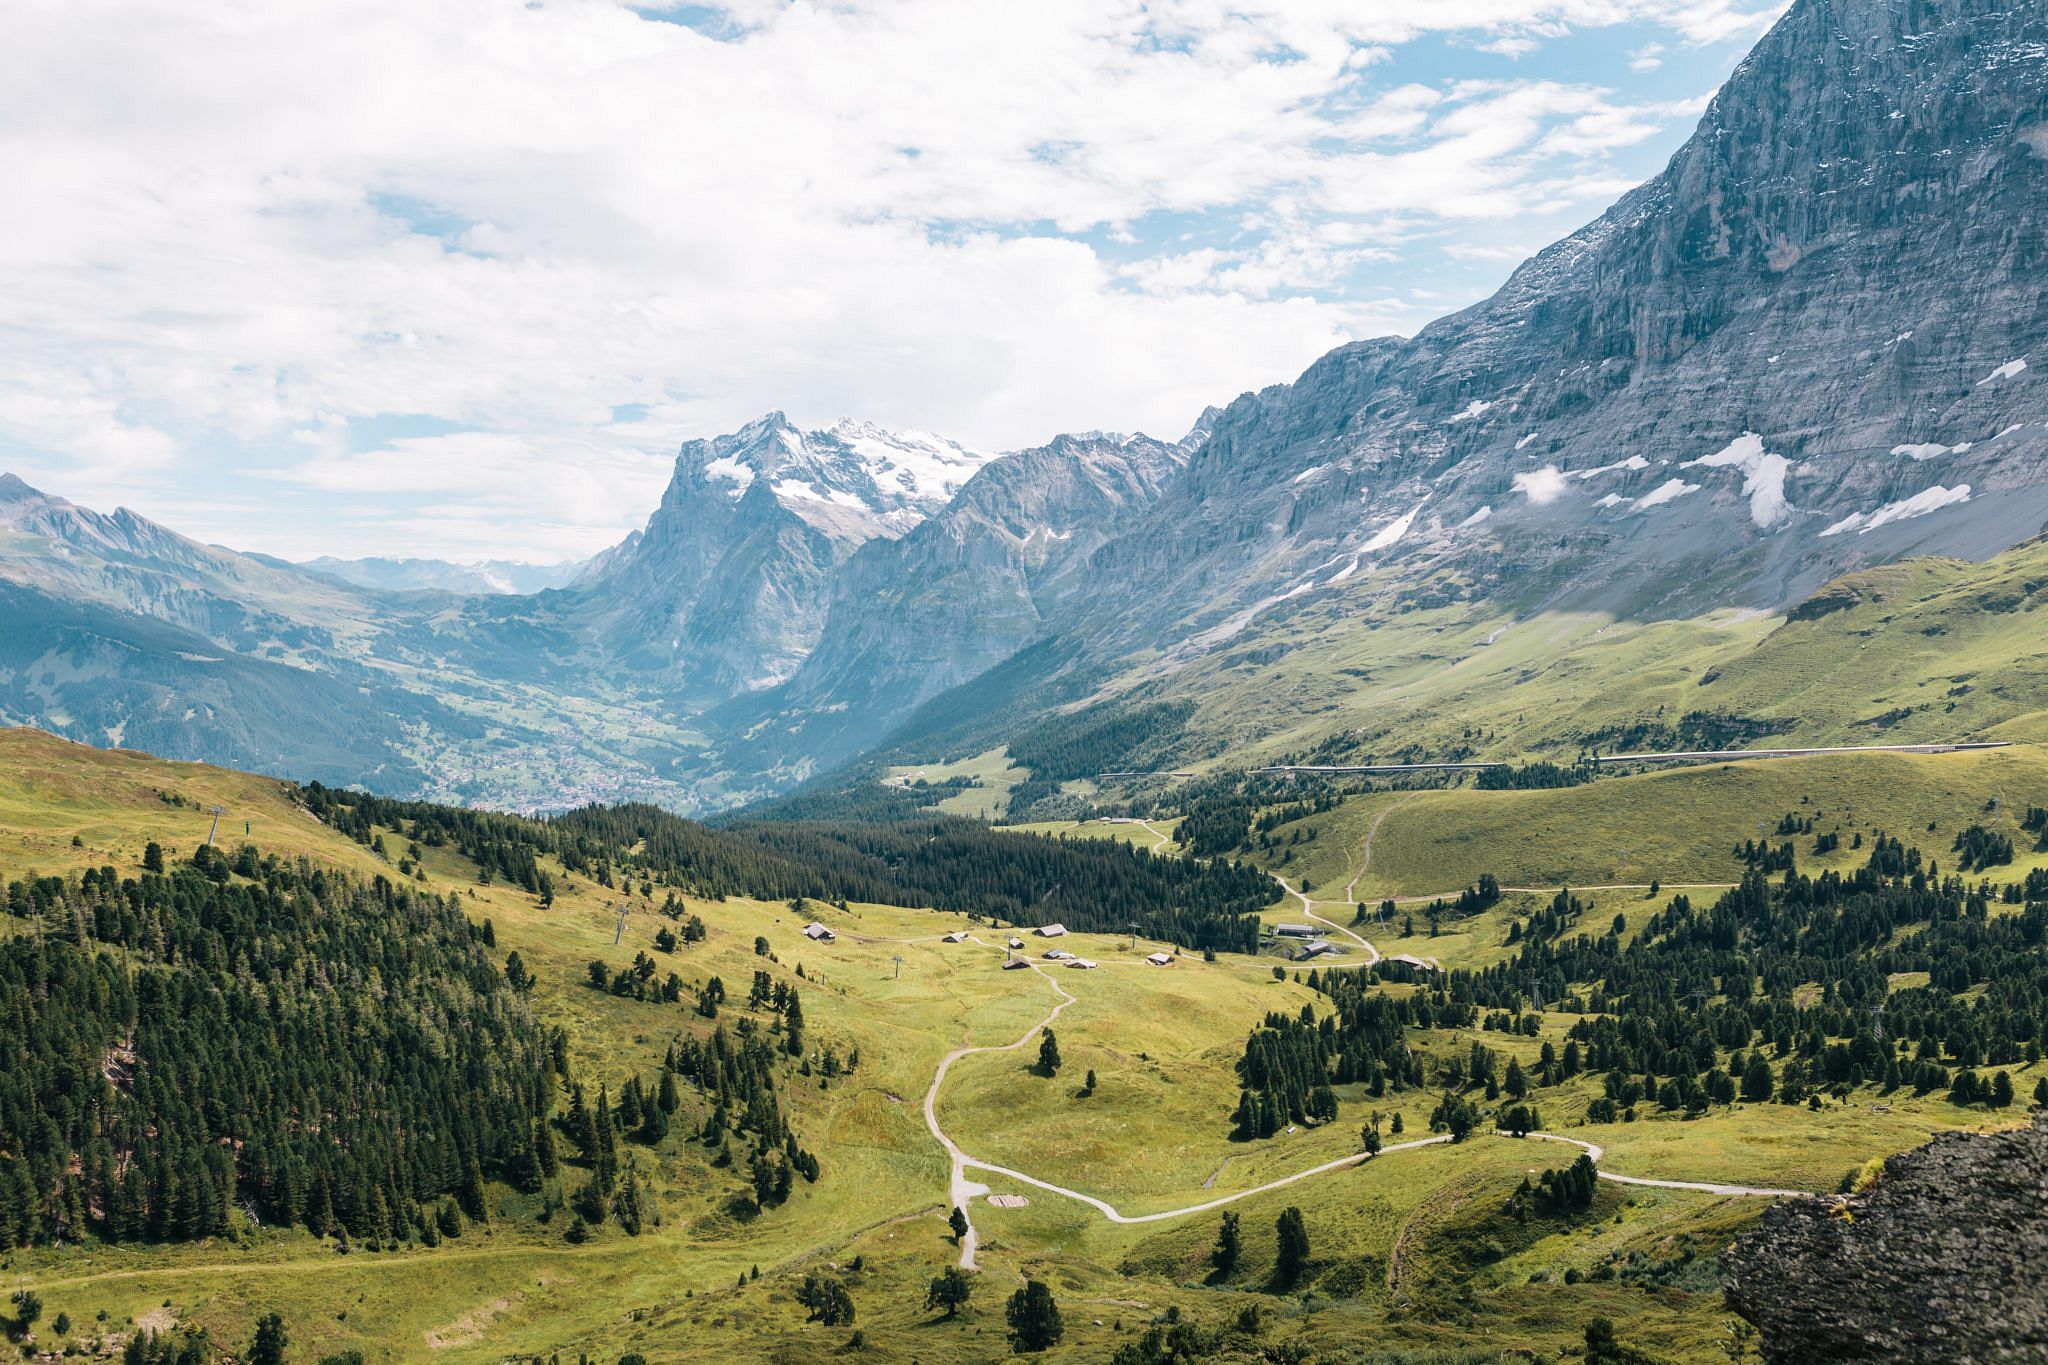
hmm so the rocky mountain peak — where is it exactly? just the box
[669,411,990,543]
[1091,0,2048,648]
[0,472,50,506]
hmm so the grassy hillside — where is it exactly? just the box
[945,540,2048,817]
[1243,746,2048,900]
[0,728,2037,1363]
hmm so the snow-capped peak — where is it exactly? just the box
[823,417,990,506]
[675,413,994,543]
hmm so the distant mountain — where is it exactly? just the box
[573,412,992,696]
[0,473,661,808]
[715,425,1202,784]
[298,555,588,596]
[867,0,2048,786]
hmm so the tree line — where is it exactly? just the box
[304,784,1275,950]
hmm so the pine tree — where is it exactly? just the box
[1274,1206,1311,1290]
[925,1267,973,1318]
[1210,1211,1241,1277]
[1037,1028,1061,1077]
[948,1205,969,1243]
[246,1313,288,1365]
[1005,1279,1063,1353]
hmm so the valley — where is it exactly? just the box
[1,0,2045,1359]
[2,727,2043,1361]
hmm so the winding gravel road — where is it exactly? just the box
[923,940,1813,1270]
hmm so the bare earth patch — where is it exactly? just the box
[425,1293,523,1349]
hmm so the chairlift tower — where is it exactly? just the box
[205,804,226,847]
[891,954,905,980]
[613,903,630,945]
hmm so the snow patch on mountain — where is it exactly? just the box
[1360,501,1426,554]
[1891,442,1970,460]
[1575,455,1651,479]
[1821,484,1974,537]
[703,455,755,495]
[1682,434,1795,528]
[1978,357,2029,385]
[1636,478,1701,509]
[828,419,988,504]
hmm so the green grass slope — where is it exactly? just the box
[0,727,2037,1363]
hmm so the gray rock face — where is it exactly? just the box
[1723,1114,2048,1363]
[1085,0,2048,653]
[720,428,1193,778]
[3,0,2045,812]
[576,411,991,695]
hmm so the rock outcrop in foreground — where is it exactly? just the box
[1722,1114,2048,1363]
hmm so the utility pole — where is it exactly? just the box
[206,804,225,847]
[891,954,905,980]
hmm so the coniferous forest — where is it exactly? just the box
[0,854,553,1249]
[1237,837,2048,1141]
[306,784,1275,951]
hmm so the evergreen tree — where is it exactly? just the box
[246,1314,288,1365]
[1005,1279,1064,1353]
[1274,1206,1311,1290]
[924,1267,973,1319]
[1037,1028,1062,1077]
[796,1275,855,1327]
[1210,1212,1241,1277]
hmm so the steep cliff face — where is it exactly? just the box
[1085,0,2048,656]
[577,412,991,694]
[714,428,1193,779]
[1723,1115,2048,1362]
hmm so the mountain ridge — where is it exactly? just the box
[0,0,2043,812]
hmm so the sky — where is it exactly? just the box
[0,0,1786,564]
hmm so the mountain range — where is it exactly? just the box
[292,555,588,596]
[2,0,2044,813]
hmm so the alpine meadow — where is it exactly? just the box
[3,0,2048,1361]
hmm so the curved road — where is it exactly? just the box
[923,940,1812,1270]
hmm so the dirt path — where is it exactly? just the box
[920,939,1813,1268]
[921,938,1082,1269]
[1343,798,1414,905]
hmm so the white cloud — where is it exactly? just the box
[1514,464,1570,505]
[0,0,1779,558]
